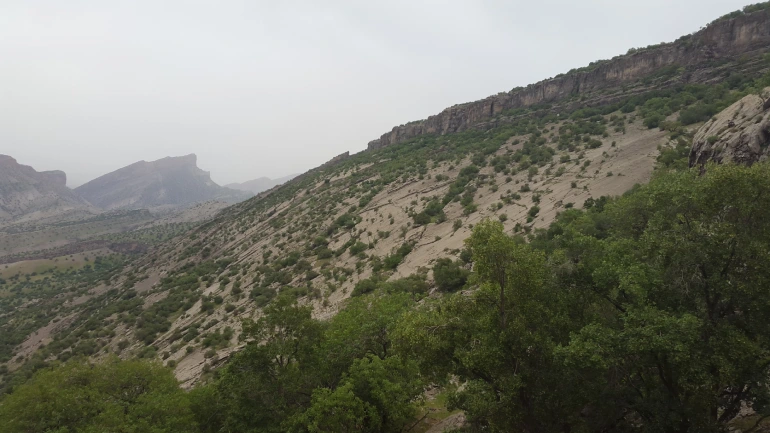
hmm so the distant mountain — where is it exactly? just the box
[225,174,297,195]
[74,154,250,211]
[0,155,94,221]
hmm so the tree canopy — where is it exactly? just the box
[396,163,770,432]
[0,357,196,433]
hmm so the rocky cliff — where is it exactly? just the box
[0,155,93,221]
[368,9,770,150]
[690,89,770,166]
[225,174,297,195]
[74,154,250,210]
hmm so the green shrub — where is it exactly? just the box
[349,241,368,255]
[432,258,469,292]
[352,277,380,297]
[412,212,431,225]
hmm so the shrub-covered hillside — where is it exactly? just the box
[4,5,770,431]
[4,162,770,432]
[4,47,770,395]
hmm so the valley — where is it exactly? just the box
[3,3,770,433]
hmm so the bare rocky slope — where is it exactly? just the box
[1,114,675,387]
[74,154,250,210]
[0,155,95,223]
[4,5,770,393]
[690,88,770,165]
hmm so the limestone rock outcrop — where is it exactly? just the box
[690,90,770,166]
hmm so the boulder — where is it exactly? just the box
[690,90,770,166]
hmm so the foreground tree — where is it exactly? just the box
[289,355,422,433]
[396,220,590,432]
[0,357,196,433]
[205,295,323,432]
[197,293,423,433]
[396,163,770,432]
[562,163,770,432]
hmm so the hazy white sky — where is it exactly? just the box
[0,0,751,186]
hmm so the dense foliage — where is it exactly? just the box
[192,292,424,433]
[0,357,197,432]
[396,163,770,432]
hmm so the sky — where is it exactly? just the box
[0,0,752,187]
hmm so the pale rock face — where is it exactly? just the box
[0,154,92,221]
[690,91,770,166]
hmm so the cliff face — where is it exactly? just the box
[40,170,67,186]
[74,154,250,210]
[0,155,92,221]
[368,9,770,150]
[690,90,770,167]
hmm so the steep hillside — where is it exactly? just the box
[74,154,250,211]
[0,110,687,389]
[225,174,297,195]
[0,155,95,223]
[4,3,770,397]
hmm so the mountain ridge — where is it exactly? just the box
[367,8,770,151]
[0,154,94,222]
[74,154,250,211]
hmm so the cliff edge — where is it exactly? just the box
[368,9,770,150]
